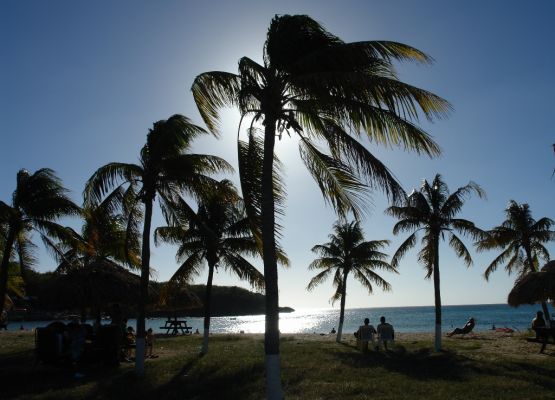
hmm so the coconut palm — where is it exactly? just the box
[386,174,484,351]
[307,220,395,342]
[57,188,142,273]
[0,169,80,313]
[155,180,268,354]
[192,14,450,397]
[476,200,554,325]
[84,114,232,376]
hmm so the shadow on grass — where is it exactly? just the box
[332,344,471,381]
[152,357,265,400]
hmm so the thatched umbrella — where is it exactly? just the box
[508,261,555,307]
[47,259,143,314]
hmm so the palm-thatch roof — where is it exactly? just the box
[508,261,555,307]
[48,259,143,310]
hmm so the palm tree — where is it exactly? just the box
[0,169,80,312]
[58,188,142,273]
[155,180,268,354]
[307,220,395,342]
[476,200,554,325]
[386,174,484,351]
[54,189,142,325]
[84,114,232,376]
[192,14,450,397]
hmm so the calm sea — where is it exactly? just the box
[8,303,552,334]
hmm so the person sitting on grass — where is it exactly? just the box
[447,317,475,337]
[377,316,395,350]
[355,318,377,352]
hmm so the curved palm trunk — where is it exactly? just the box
[336,272,348,343]
[201,262,215,355]
[0,226,17,313]
[525,247,552,327]
[135,197,153,376]
[432,234,442,352]
[261,114,283,400]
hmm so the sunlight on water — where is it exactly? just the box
[13,304,545,334]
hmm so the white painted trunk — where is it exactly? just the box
[336,321,343,343]
[434,323,442,352]
[135,337,145,375]
[265,354,283,400]
[201,328,209,355]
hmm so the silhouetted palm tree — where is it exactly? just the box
[476,200,554,325]
[192,14,450,397]
[386,174,484,351]
[0,169,80,312]
[84,115,232,376]
[307,221,395,342]
[155,180,268,354]
[57,187,142,273]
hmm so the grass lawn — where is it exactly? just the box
[1,331,554,399]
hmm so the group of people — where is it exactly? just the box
[354,316,395,351]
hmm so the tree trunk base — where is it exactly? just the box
[265,354,283,400]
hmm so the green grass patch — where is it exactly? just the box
[1,332,554,399]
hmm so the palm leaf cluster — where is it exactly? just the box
[193,14,451,219]
[0,169,80,311]
[477,200,554,280]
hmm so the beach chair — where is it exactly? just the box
[356,325,375,352]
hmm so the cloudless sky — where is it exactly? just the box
[1,0,554,310]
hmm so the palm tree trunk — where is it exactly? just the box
[135,196,153,376]
[261,114,283,400]
[0,225,17,313]
[337,272,348,343]
[201,262,215,355]
[433,234,442,352]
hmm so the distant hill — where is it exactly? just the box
[150,284,294,317]
[18,271,294,319]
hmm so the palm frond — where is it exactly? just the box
[191,71,242,132]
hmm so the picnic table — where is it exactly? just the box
[159,317,192,335]
[527,326,555,353]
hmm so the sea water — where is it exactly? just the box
[8,303,551,334]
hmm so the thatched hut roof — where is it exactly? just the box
[48,259,143,310]
[508,261,555,307]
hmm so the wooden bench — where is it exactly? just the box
[527,327,555,353]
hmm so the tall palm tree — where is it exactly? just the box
[84,114,232,376]
[307,220,395,343]
[386,174,484,351]
[476,200,554,324]
[192,14,450,397]
[0,169,80,312]
[155,180,269,355]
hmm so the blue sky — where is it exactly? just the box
[1,0,554,309]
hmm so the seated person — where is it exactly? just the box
[532,311,546,339]
[447,317,475,337]
[376,316,395,350]
[355,318,376,352]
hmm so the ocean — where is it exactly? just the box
[8,303,551,334]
